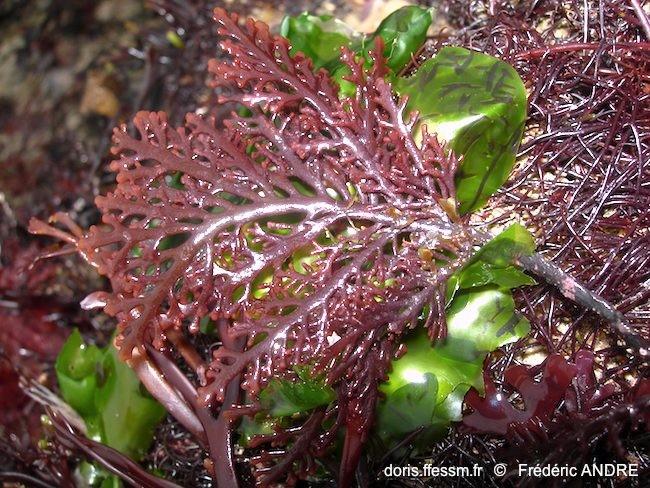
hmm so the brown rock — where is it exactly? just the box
[80,70,120,118]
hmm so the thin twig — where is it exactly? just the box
[515,41,650,59]
[48,408,182,488]
[0,472,56,488]
[518,253,648,357]
[468,226,647,357]
[629,0,650,40]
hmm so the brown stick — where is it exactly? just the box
[518,253,648,357]
[468,228,647,358]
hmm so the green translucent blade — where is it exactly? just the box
[395,47,527,214]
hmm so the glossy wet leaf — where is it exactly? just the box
[446,224,536,302]
[457,262,534,290]
[55,330,166,460]
[259,368,336,417]
[280,13,359,71]
[281,6,432,96]
[468,223,536,266]
[375,372,440,443]
[372,6,433,72]
[394,47,527,213]
[95,345,167,459]
[444,288,530,357]
[55,329,102,417]
[376,287,530,446]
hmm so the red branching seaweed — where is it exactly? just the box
[463,354,579,436]
[29,8,472,485]
[463,349,649,480]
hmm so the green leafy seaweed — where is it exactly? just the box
[55,329,103,417]
[95,345,167,458]
[446,223,536,302]
[375,225,535,446]
[375,372,440,444]
[259,366,335,417]
[281,6,433,96]
[56,330,167,485]
[376,288,530,446]
[237,366,334,446]
[394,47,527,213]
[280,13,360,71]
[372,6,432,72]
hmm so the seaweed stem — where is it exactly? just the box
[629,0,650,40]
[211,318,245,488]
[518,253,648,357]
[0,472,56,488]
[47,408,181,488]
[515,41,650,59]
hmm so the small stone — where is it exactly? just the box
[80,71,120,118]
